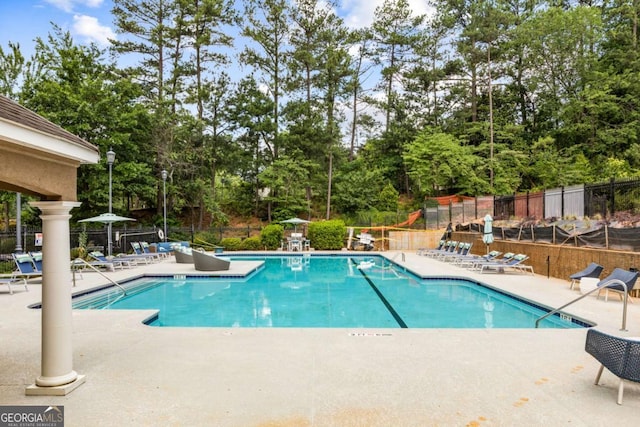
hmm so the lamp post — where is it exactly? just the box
[106,148,116,256]
[161,169,168,242]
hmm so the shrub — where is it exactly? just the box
[219,237,242,251]
[240,236,262,250]
[70,247,84,260]
[260,224,284,250]
[307,220,346,250]
[194,231,220,249]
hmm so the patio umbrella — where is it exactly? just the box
[78,213,136,224]
[483,214,494,253]
[79,213,136,256]
[280,217,310,232]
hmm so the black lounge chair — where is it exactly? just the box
[192,249,230,271]
[596,268,639,301]
[585,328,640,404]
[569,262,604,290]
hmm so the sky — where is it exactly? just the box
[0,0,433,57]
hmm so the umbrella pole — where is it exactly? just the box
[107,223,112,257]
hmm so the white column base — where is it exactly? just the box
[26,375,86,396]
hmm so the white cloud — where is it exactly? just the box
[45,0,104,13]
[73,14,116,46]
[340,0,434,29]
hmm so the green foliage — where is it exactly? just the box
[194,231,220,248]
[77,229,88,259]
[404,129,483,196]
[307,220,346,250]
[219,237,242,251]
[240,236,262,250]
[6,0,640,228]
[260,224,284,250]
[0,260,14,274]
[258,155,315,216]
[332,158,384,214]
[378,183,399,211]
[70,247,84,260]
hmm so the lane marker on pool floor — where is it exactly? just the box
[350,258,408,328]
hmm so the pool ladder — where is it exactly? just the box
[71,258,127,296]
[535,279,629,331]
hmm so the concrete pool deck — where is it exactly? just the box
[1,251,640,426]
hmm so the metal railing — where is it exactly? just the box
[71,258,126,295]
[535,279,629,331]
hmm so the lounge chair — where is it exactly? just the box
[11,253,42,281]
[192,249,230,271]
[569,262,604,290]
[174,246,194,264]
[467,252,515,270]
[88,251,135,270]
[0,277,28,294]
[596,268,639,302]
[417,240,445,256]
[140,241,169,259]
[442,242,473,262]
[130,242,160,262]
[429,240,458,259]
[479,254,534,275]
[29,251,43,271]
[454,250,502,268]
[585,328,640,404]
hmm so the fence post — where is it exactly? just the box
[424,201,427,230]
[610,177,615,218]
[15,193,22,252]
[561,186,565,219]
[475,196,478,220]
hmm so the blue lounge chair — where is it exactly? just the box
[596,268,639,302]
[131,242,161,262]
[140,241,169,259]
[417,240,445,256]
[29,251,43,271]
[479,254,534,275]
[569,262,604,290]
[585,328,640,404]
[11,253,42,281]
[430,241,459,259]
[468,252,515,270]
[454,250,502,268]
[442,242,473,262]
[89,251,135,270]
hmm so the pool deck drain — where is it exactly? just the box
[2,251,640,426]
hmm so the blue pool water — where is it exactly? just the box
[72,255,587,329]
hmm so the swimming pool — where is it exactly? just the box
[71,255,588,329]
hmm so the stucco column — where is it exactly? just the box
[27,201,85,395]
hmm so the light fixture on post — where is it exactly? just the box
[161,169,168,242]
[106,148,116,256]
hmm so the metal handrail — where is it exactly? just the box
[535,279,628,331]
[391,252,406,263]
[71,258,127,295]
